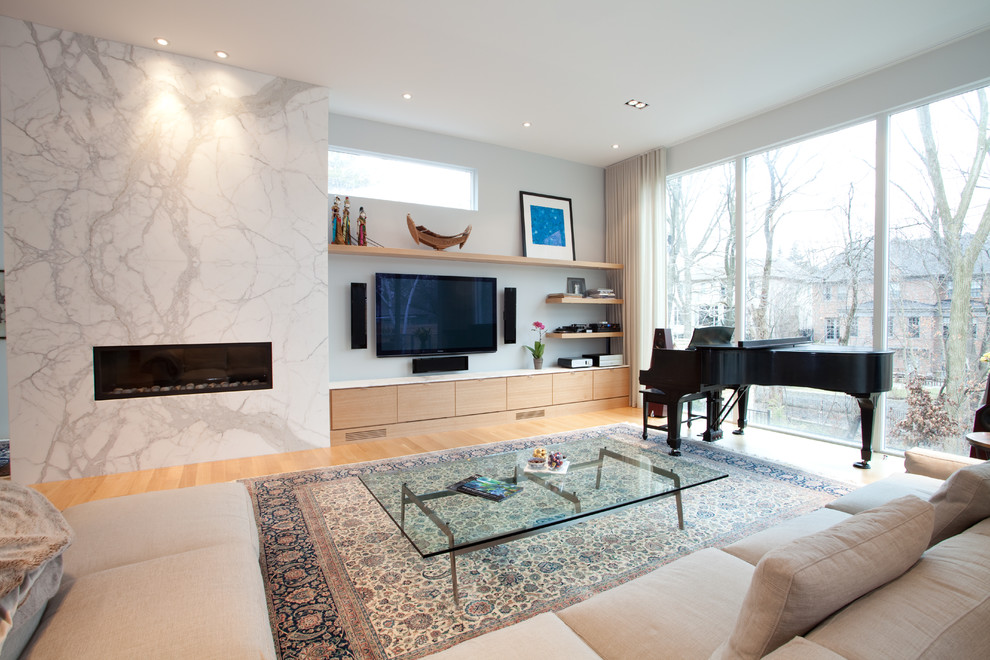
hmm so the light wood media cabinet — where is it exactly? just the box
[330,366,630,443]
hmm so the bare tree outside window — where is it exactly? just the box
[888,86,990,454]
[743,122,875,442]
[666,163,735,348]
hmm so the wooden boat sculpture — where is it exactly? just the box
[407,214,472,251]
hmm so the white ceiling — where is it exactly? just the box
[3,0,990,167]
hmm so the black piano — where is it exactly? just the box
[639,329,893,468]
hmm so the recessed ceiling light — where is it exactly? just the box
[611,144,620,149]
[402,93,412,100]
[522,121,532,128]
[154,37,169,46]
[625,99,649,109]
[215,50,229,59]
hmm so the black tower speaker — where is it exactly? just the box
[350,282,367,349]
[504,287,517,344]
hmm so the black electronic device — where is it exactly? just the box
[504,287,517,344]
[558,357,593,368]
[584,353,623,367]
[350,282,368,349]
[412,355,469,374]
[555,324,593,333]
[375,273,498,357]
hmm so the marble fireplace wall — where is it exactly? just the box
[0,18,330,484]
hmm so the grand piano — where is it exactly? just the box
[640,328,893,468]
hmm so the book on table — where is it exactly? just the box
[447,475,523,501]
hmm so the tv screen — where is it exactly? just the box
[375,273,497,357]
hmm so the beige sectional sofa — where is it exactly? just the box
[1,482,274,660]
[427,448,990,660]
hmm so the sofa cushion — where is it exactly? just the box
[715,495,934,660]
[825,473,943,515]
[904,447,981,480]
[805,523,990,659]
[0,481,72,655]
[557,548,755,660]
[722,508,851,566]
[421,612,601,659]
[927,460,990,546]
[21,543,275,660]
[59,482,258,580]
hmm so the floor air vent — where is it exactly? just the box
[345,429,387,442]
[516,409,546,420]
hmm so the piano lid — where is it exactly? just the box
[687,326,734,348]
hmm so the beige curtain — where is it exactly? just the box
[605,149,666,406]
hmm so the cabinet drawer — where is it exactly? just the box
[552,371,594,404]
[506,374,553,409]
[455,378,507,415]
[397,381,456,422]
[331,386,397,429]
[594,367,630,400]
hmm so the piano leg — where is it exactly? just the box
[667,400,684,456]
[703,391,724,443]
[733,386,749,435]
[853,395,878,469]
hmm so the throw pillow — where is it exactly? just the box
[0,481,73,655]
[712,495,934,660]
[927,460,990,546]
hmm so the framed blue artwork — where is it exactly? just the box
[520,191,575,261]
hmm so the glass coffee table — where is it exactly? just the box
[359,436,727,603]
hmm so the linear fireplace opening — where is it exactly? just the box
[94,342,273,401]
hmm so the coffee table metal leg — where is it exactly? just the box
[401,483,461,603]
[450,551,459,605]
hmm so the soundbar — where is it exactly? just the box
[412,355,469,374]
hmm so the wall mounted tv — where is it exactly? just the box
[375,273,497,357]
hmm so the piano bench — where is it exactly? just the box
[641,389,706,446]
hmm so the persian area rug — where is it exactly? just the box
[242,423,854,660]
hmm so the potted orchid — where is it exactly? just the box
[524,321,547,369]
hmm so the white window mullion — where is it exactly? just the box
[735,156,746,343]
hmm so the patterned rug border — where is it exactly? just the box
[243,423,856,659]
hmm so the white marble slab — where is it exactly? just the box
[1,18,330,484]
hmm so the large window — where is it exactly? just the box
[744,122,876,442]
[328,148,477,210]
[662,84,990,457]
[665,162,735,348]
[886,86,990,455]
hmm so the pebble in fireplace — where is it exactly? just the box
[93,342,273,401]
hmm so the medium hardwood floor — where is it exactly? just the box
[29,407,904,510]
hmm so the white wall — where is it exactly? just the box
[328,115,609,381]
[1,18,330,484]
[666,28,990,176]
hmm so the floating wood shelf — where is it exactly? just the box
[546,332,624,339]
[328,244,623,270]
[546,297,623,304]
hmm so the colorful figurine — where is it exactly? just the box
[330,196,340,244]
[340,196,351,245]
[357,206,368,246]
